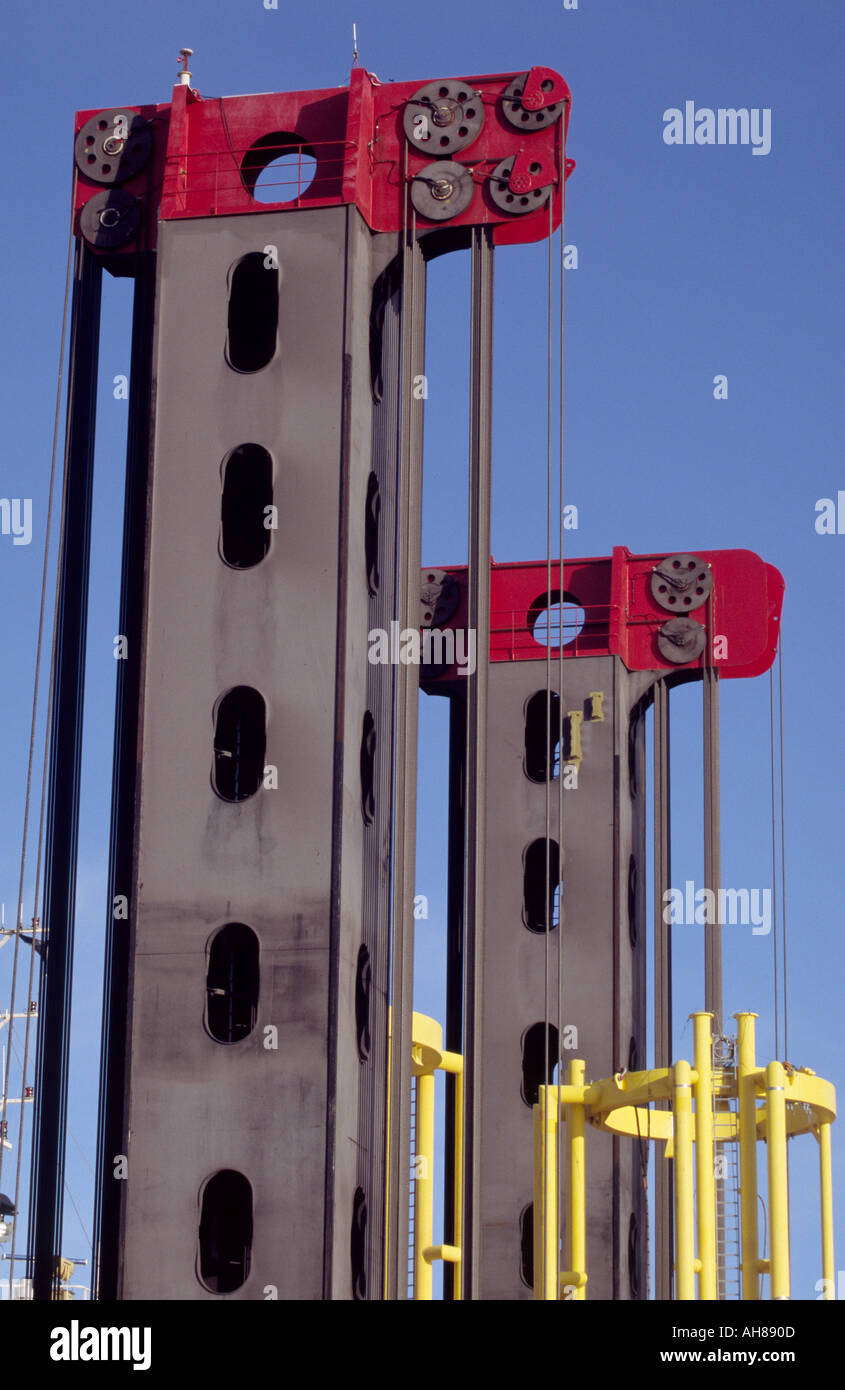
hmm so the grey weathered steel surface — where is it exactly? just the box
[385,230,426,1300]
[460,226,494,1300]
[652,677,673,1301]
[469,654,656,1299]
[113,205,399,1299]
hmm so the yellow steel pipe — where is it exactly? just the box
[692,1013,717,1299]
[818,1122,835,1300]
[765,1060,790,1300]
[413,1069,436,1301]
[673,1060,696,1299]
[566,1059,587,1300]
[533,1095,543,1300]
[423,1244,460,1263]
[441,1051,464,1301]
[533,1085,559,1300]
[735,1012,761,1300]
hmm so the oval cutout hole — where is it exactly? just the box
[628,853,638,948]
[206,924,259,1043]
[523,838,561,932]
[521,1021,560,1106]
[198,1169,253,1293]
[351,1187,368,1300]
[525,690,561,782]
[220,445,273,569]
[226,252,278,374]
[213,686,266,802]
[520,1204,534,1288]
[360,711,376,825]
[355,943,372,1061]
[365,472,381,596]
[628,1211,640,1299]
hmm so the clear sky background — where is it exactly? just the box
[0,0,843,1301]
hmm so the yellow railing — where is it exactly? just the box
[534,1011,836,1300]
[410,1012,464,1301]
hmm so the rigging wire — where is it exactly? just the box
[2,169,78,1301]
[555,166,567,1297]
[769,666,780,1059]
[63,1176,92,1257]
[542,181,554,1303]
[68,1124,96,1179]
[768,626,789,1063]
[777,634,789,1061]
[776,628,791,1278]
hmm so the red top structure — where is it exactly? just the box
[420,548,784,681]
[72,66,574,258]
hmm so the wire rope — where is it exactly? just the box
[3,170,78,1299]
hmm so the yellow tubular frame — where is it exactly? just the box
[530,1011,835,1301]
[409,1013,464,1301]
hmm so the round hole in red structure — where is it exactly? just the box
[241,131,318,203]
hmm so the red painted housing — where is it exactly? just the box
[72,66,572,256]
[421,547,784,681]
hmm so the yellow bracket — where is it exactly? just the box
[564,711,583,764]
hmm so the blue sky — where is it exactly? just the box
[0,0,842,1300]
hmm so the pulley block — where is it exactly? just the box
[79,189,142,250]
[420,569,461,676]
[657,617,707,665]
[502,70,567,131]
[651,554,713,613]
[410,161,475,221]
[403,80,485,156]
[420,570,460,628]
[489,154,554,214]
[74,108,153,185]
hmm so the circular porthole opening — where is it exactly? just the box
[241,132,318,203]
[528,590,586,649]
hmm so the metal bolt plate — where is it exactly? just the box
[420,570,461,677]
[488,155,552,214]
[420,569,460,628]
[502,74,565,131]
[403,80,485,156]
[651,553,713,613]
[74,109,153,185]
[657,617,707,665]
[79,189,142,249]
[410,161,474,221]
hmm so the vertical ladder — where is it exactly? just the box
[714,1038,742,1299]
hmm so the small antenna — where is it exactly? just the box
[177,48,194,86]
[352,23,359,68]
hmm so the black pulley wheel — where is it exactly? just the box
[74,108,153,185]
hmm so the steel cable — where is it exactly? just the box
[555,165,567,1299]
[777,636,788,1061]
[769,666,780,1060]
[3,170,78,1299]
[542,187,554,1302]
